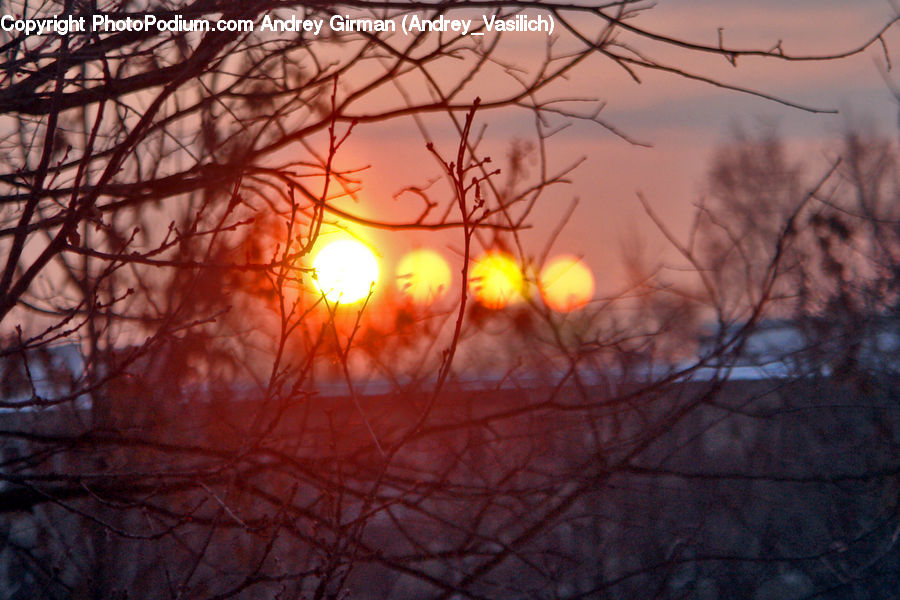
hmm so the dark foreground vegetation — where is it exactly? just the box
[1,1,899,598]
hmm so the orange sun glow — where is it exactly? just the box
[396,249,452,304]
[539,255,594,312]
[312,239,379,304]
[469,250,525,309]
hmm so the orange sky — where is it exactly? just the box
[305,1,899,303]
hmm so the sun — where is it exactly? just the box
[539,255,594,313]
[469,250,525,309]
[396,249,452,305]
[312,239,379,304]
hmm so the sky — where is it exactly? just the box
[337,0,899,300]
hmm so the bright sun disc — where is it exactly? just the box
[539,255,594,312]
[312,240,379,304]
[396,249,452,305]
[469,250,525,309]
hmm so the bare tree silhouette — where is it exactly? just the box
[0,1,898,598]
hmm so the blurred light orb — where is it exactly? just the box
[469,250,525,309]
[539,255,594,312]
[312,240,379,304]
[396,249,452,304]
